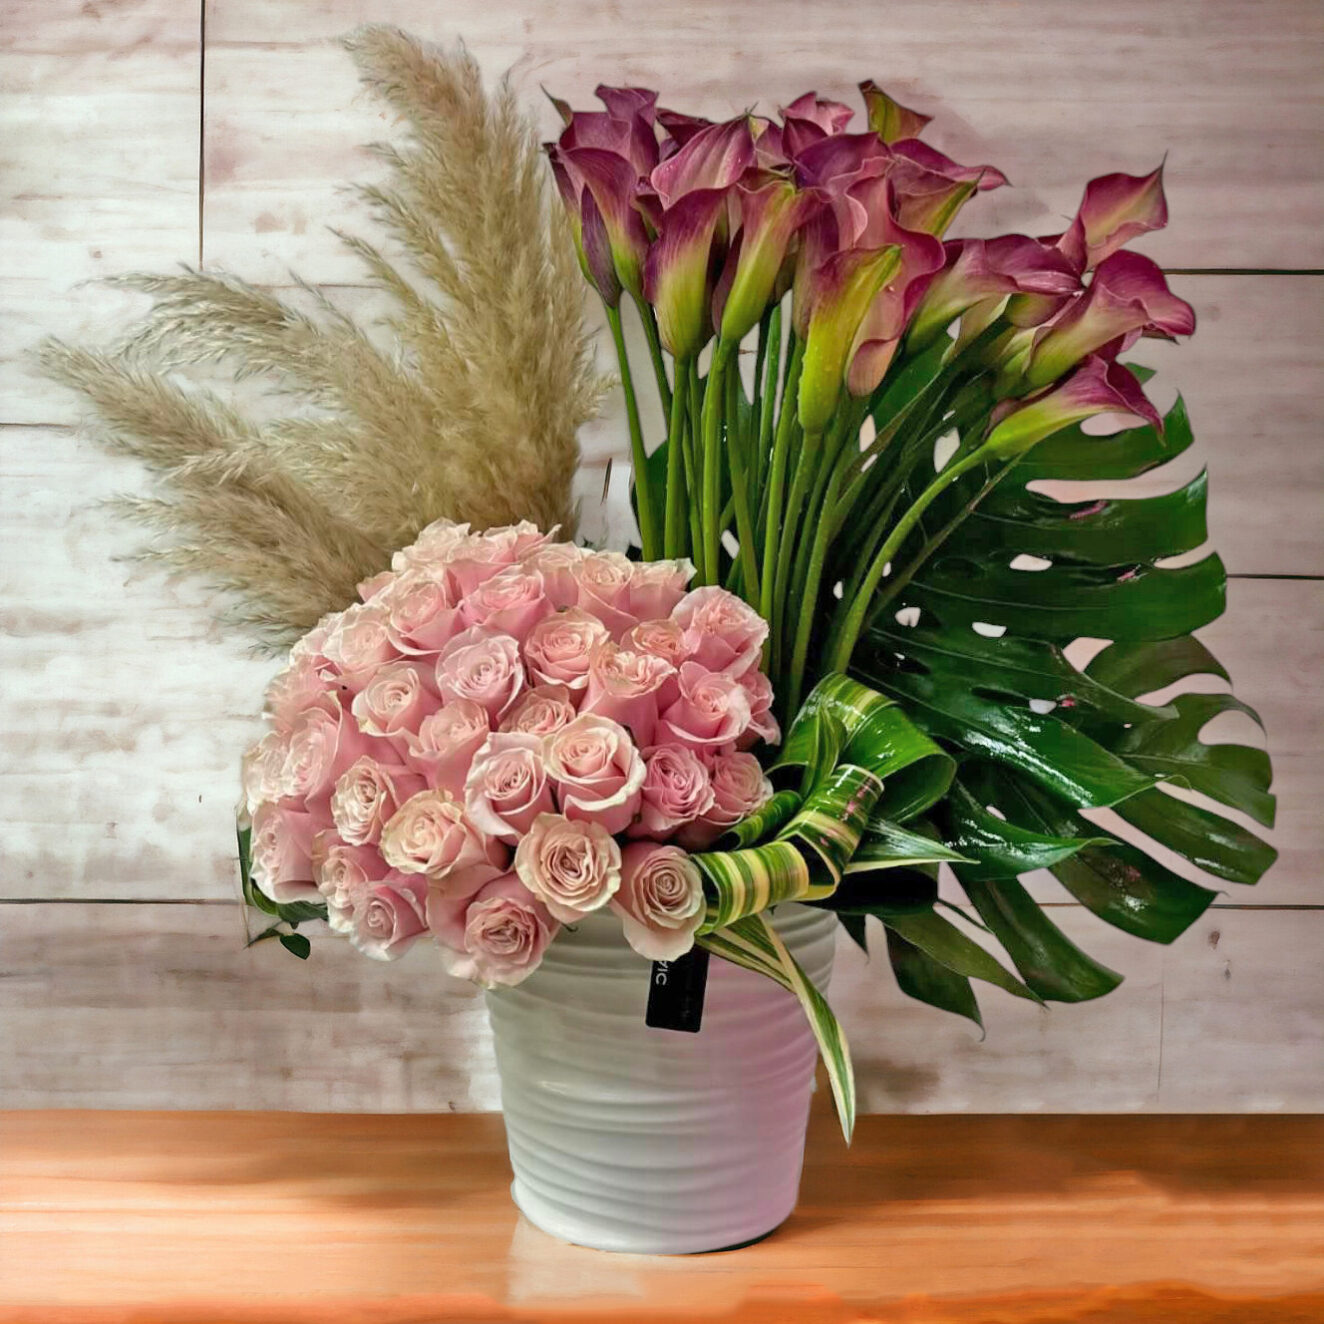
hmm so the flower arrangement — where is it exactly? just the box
[45,30,1276,1152]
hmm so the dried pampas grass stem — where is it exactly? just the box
[39,26,607,650]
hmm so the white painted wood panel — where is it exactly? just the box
[1,902,1318,1112]
[0,0,200,425]
[200,0,1324,278]
[1,0,1320,1113]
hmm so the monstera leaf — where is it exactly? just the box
[847,389,1277,1024]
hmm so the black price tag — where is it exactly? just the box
[645,946,710,1033]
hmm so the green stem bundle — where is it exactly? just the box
[599,286,1012,726]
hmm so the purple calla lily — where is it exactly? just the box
[651,116,757,208]
[717,174,819,342]
[1056,164,1168,271]
[644,188,730,360]
[888,139,1008,234]
[1025,250,1194,387]
[909,235,1081,346]
[858,80,933,143]
[780,91,857,157]
[557,144,652,298]
[545,89,662,302]
[642,117,758,357]
[985,355,1162,457]
[797,181,944,429]
[841,193,946,395]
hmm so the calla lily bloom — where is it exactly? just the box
[656,107,714,150]
[546,90,661,301]
[888,139,1008,235]
[798,242,902,433]
[1057,165,1168,271]
[644,190,729,359]
[789,133,892,335]
[841,194,946,395]
[546,146,619,305]
[783,91,857,135]
[651,116,757,208]
[1025,251,1194,387]
[644,117,757,358]
[717,174,819,342]
[984,356,1161,458]
[798,183,943,429]
[858,80,933,143]
[579,184,622,306]
[792,130,891,196]
[908,235,1080,347]
[780,91,856,157]
[556,145,652,298]
[594,84,659,126]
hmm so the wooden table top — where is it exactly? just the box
[1,1110,1321,1323]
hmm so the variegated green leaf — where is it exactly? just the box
[700,913,856,1142]
[778,764,885,884]
[717,787,802,849]
[695,840,817,934]
[772,672,896,775]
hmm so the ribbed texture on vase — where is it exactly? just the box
[485,904,838,1254]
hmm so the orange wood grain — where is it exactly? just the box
[1,1111,1321,1322]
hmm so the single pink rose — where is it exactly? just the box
[312,834,388,933]
[263,653,334,732]
[514,812,622,923]
[523,608,609,691]
[319,603,399,689]
[543,713,645,835]
[351,661,440,749]
[622,618,689,708]
[404,699,490,796]
[479,520,553,559]
[520,541,585,608]
[611,843,706,961]
[581,640,675,746]
[464,733,555,843]
[390,518,472,575]
[380,789,507,894]
[282,700,375,803]
[289,611,340,663]
[627,557,696,621]
[241,729,290,815]
[658,662,753,752]
[737,668,781,748]
[357,568,395,601]
[436,628,526,720]
[499,684,579,738]
[349,875,429,961]
[677,750,774,848]
[377,569,467,655]
[433,872,558,987]
[460,566,553,639]
[330,755,427,847]
[250,801,319,905]
[623,617,691,670]
[671,585,769,675]
[447,521,549,595]
[631,743,715,838]
[574,550,638,636]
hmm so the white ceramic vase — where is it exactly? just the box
[484,903,838,1254]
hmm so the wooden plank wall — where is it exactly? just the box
[1,0,1321,1112]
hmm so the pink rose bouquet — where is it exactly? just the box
[241,520,775,985]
